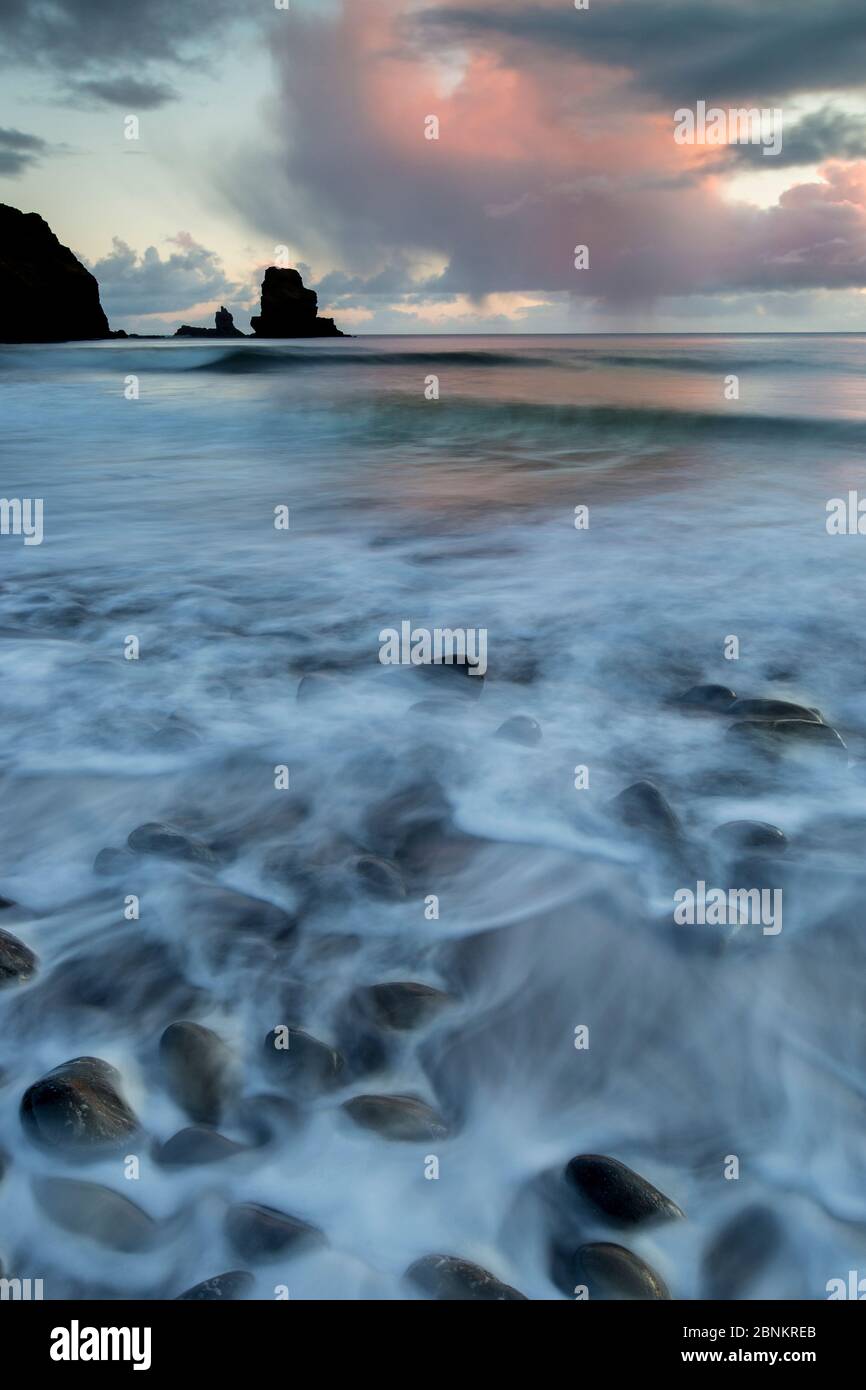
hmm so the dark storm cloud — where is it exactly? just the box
[419,0,866,104]
[0,0,241,65]
[730,106,866,168]
[0,126,49,176]
[86,233,239,318]
[64,77,179,111]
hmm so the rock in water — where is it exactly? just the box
[225,1203,325,1260]
[160,1021,239,1124]
[703,1205,782,1299]
[495,715,542,746]
[176,1271,254,1301]
[0,927,37,986]
[127,822,216,866]
[350,982,451,1031]
[612,780,681,842]
[155,1126,248,1166]
[175,306,246,338]
[0,203,110,342]
[565,1154,684,1226]
[342,1094,450,1141]
[712,821,788,854]
[32,1177,158,1252]
[728,698,822,723]
[406,1254,527,1301]
[250,267,343,338]
[571,1242,670,1300]
[21,1056,138,1154]
[262,1026,344,1096]
[676,684,736,711]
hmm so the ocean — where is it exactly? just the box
[1,333,866,1299]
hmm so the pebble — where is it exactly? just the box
[350,982,451,1032]
[712,821,787,853]
[406,1254,527,1301]
[32,1177,159,1253]
[571,1241,670,1300]
[495,716,542,746]
[0,927,37,986]
[21,1056,138,1154]
[127,822,216,867]
[565,1154,684,1226]
[676,684,736,711]
[611,780,681,841]
[703,1205,782,1299]
[342,1094,450,1142]
[225,1203,326,1261]
[160,1021,239,1125]
[155,1126,249,1166]
[261,1026,344,1096]
[176,1271,254,1301]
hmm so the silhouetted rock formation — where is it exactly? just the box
[0,203,110,342]
[175,306,246,339]
[251,267,343,338]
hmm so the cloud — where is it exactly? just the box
[418,0,866,104]
[0,127,50,176]
[216,0,866,314]
[730,106,866,168]
[0,0,243,70]
[63,76,179,111]
[85,232,241,321]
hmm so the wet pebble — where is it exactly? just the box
[225,1203,325,1261]
[32,1177,159,1253]
[0,927,37,986]
[127,822,216,867]
[611,780,681,842]
[92,846,137,878]
[565,1154,684,1226]
[342,1093,450,1142]
[160,1021,239,1125]
[712,821,787,854]
[406,1254,527,1301]
[176,1271,254,1301]
[262,1026,344,1096]
[570,1242,670,1300]
[495,715,542,746]
[350,981,451,1032]
[676,684,736,712]
[155,1126,249,1166]
[728,698,822,723]
[702,1205,782,1299]
[21,1056,138,1154]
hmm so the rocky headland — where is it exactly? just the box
[0,204,344,341]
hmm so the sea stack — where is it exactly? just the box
[0,203,110,342]
[174,306,246,338]
[250,266,343,338]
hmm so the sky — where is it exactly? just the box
[2,0,866,334]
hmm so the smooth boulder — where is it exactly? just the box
[407,1254,527,1301]
[0,927,37,986]
[21,1057,138,1154]
[225,1203,325,1261]
[565,1154,684,1226]
[342,1094,450,1142]
[160,1021,239,1125]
